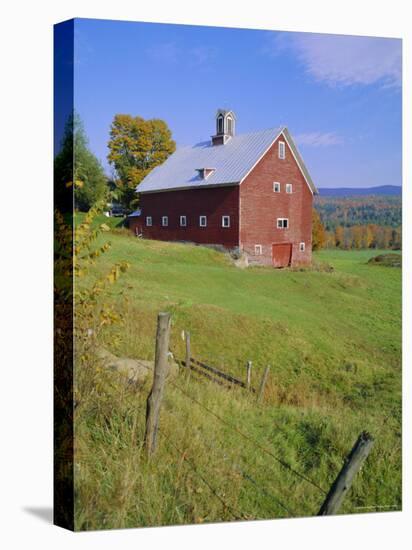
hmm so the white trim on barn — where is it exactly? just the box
[277,218,289,229]
[239,128,316,196]
[222,215,230,228]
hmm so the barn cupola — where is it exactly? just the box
[211,109,236,146]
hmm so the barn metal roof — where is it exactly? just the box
[137,126,317,194]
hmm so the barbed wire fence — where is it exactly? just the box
[139,312,375,520]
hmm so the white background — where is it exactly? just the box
[0,0,410,548]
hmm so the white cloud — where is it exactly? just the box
[268,33,401,88]
[294,131,343,147]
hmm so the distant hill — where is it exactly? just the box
[318,185,402,197]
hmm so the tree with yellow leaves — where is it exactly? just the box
[312,209,326,250]
[107,114,176,211]
[334,226,344,248]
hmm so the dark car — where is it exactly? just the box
[110,203,125,217]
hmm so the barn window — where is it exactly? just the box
[300,242,305,252]
[278,141,286,160]
[162,216,168,227]
[227,115,233,135]
[277,218,289,229]
[255,244,262,255]
[199,215,207,227]
[146,216,152,226]
[286,183,293,194]
[180,215,187,227]
[273,182,281,193]
[222,215,230,228]
[217,115,224,134]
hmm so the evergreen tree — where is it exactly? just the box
[54,112,108,212]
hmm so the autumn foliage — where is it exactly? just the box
[312,209,326,250]
[107,114,176,210]
[325,224,401,250]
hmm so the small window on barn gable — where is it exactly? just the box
[222,215,230,228]
[277,218,289,229]
[217,115,224,134]
[162,216,168,227]
[273,182,280,193]
[146,216,152,226]
[300,242,305,252]
[286,183,293,194]
[227,115,233,135]
[199,215,207,227]
[278,141,286,160]
[180,215,187,227]
[255,244,262,255]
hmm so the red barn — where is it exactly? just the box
[129,110,318,267]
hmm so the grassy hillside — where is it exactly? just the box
[74,229,401,530]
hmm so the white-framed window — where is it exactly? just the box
[146,216,152,226]
[162,216,168,227]
[277,218,289,229]
[286,183,293,194]
[227,115,233,134]
[217,115,224,134]
[199,215,207,227]
[273,182,281,193]
[300,242,305,252]
[180,215,187,227]
[278,141,286,160]
[222,215,230,228]
[254,244,262,255]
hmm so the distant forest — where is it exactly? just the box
[314,195,402,250]
[314,195,402,230]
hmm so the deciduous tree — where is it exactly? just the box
[334,226,344,248]
[107,114,176,210]
[312,209,326,250]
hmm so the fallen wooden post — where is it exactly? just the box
[318,431,374,516]
[144,312,171,458]
[246,361,252,390]
[257,366,270,403]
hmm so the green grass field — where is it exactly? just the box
[74,226,401,530]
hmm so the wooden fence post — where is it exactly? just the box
[144,312,172,458]
[246,361,252,390]
[257,366,270,403]
[318,431,374,516]
[185,331,191,369]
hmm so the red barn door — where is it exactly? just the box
[272,243,292,268]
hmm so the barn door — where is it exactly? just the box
[272,243,292,268]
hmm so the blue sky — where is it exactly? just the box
[73,18,402,188]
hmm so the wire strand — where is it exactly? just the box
[167,378,327,495]
[158,426,246,521]
[163,404,295,516]
[117,354,326,494]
